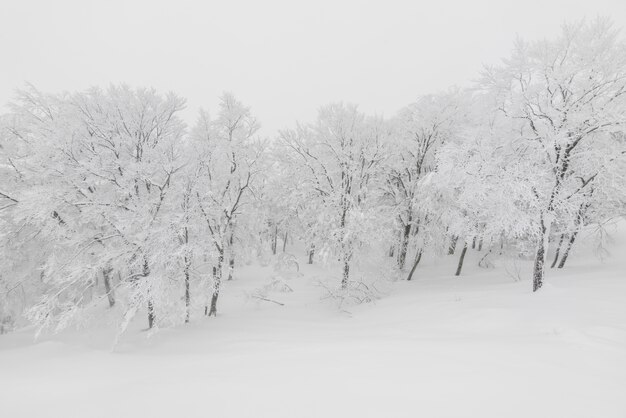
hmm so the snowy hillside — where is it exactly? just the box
[1,222,624,418]
[1,11,626,418]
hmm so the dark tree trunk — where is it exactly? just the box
[206,265,217,316]
[282,231,288,252]
[406,249,423,281]
[472,236,476,250]
[478,238,483,252]
[182,227,191,323]
[208,292,218,317]
[341,259,350,289]
[228,229,235,281]
[339,192,350,289]
[455,242,468,276]
[102,267,115,308]
[557,231,578,269]
[557,202,587,269]
[184,258,190,323]
[142,259,156,329]
[308,244,315,264]
[398,220,411,270]
[208,249,223,317]
[532,217,548,292]
[448,236,458,255]
[550,234,566,268]
[271,225,278,255]
[147,300,155,329]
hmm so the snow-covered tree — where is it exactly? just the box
[1,85,187,332]
[383,90,469,275]
[481,18,626,291]
[279,103,391,288]
[428,96,537,275]
[190,93,264,316]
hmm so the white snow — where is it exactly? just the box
[1,226,625,418]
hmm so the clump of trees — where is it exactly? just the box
[278,103,392,289]
[0,19,624,335]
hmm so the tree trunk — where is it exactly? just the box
[550,234,566,268]
[147,300,155,329]
[557,202,587,269]
[142,259,156,329]
[339,193,350,289]
[341,258,350,289]
[397,220,411,270]
[228,227,235,281]
[228,258,234,281]
[455,242,468,276]
[388,245,395,257]
[557,231,578,269]
[208,249,223,317]
[208,291,218,317]
[472,236,476,249]
[271,225,278,255]
[448,236,458,255]
[282,231,288,252]
[532,216,549,292]
[184,266,191,324]
[184,258,190,323]
[308,244,315,264]
[206,266,216,316]
[406,249,423,281]
[182,227,191,323]
[478,238,483,252]
[102,267,115,308]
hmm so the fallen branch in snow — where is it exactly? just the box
[251,295,285,306]
[316,277,380,309]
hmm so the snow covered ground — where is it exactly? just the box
[1,225,625,418]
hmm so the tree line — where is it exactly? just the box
[0,19,625,334]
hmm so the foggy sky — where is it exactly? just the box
[1,0,625,135]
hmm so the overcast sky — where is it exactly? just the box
[1,0,625,135]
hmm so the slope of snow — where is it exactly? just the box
[0,224,625,418]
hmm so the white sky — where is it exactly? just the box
[1,0,625,135]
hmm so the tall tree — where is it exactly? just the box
[279,104,390,288]
[190,93,263,316]
[482,19,626,291]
